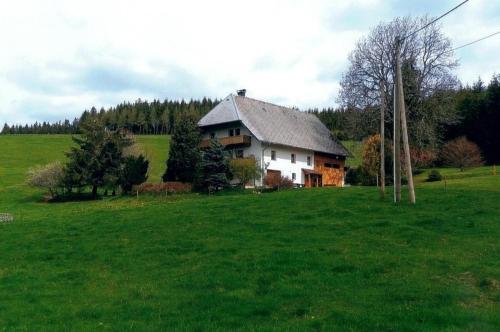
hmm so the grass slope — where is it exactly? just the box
[0,135,169,186]
[0,135,499,331]
[342,140,363,167]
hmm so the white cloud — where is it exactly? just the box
[0,0,498,124]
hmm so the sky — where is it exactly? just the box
[0,0,499,125]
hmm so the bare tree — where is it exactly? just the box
[339,15,459,201]
[339,15,458,112]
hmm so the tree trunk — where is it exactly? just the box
[91,185,98,198]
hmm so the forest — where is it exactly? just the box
[2,78,499,164]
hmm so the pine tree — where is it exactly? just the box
[199,138,230,193]
[162,113,201,182]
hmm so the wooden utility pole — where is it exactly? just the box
[395,36,416,204]
[379,81,386,198]
[393,40,402,203]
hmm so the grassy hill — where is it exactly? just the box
[0,135,499,331]
[341,140,363,167]
[0,135,170,186]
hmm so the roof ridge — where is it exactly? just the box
[229,94,241,120]
[234,95,302,113]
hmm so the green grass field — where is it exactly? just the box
[0,135,499,331]
[341,140,363,167]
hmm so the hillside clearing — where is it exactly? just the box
[0,135,498,331]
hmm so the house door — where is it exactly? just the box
[266,170,281,186]
[266,169,281,179]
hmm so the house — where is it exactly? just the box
[197,90,350,187]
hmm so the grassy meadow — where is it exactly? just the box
[0,135,499,331]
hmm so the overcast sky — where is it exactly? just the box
[1,0,499,124]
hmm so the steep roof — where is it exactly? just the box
[198,94,349,156]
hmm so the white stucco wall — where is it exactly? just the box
[201,124,316,186]
[263,145,314,185]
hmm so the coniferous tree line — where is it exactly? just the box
[2,119,79,135]
[2,98,219,135]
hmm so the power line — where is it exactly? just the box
[453,30,500,51]
[404,0,470,40]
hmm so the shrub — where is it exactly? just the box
[441,136,484,171]
[263,175,294,190]
[229,156,262,187]
[410,148,437,168]
[135,182,192,195]
[426,169,442,182]
[345,166,377,186]
[26,162,65,198]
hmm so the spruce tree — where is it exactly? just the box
[65,119,132,198]
[199,138,230,193]
[120,155,149,193]
[162,113,201,182]
[1,123,10,134]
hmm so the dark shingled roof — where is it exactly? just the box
[198,94,349,157]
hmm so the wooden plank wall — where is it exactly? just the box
[314,153,345,186]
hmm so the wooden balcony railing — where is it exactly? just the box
[200,135,251,148]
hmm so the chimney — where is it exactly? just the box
[237,89,246,97]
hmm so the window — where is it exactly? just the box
[235,128,240,136]
[271,150,276,161]
[324,162,340,169]
[291,153,296,163]
[235,149,244,158]
[210,132,215,139]
[307,156,311,166]
[292,172,296,180]
[229,129,234,136]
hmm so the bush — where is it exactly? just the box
[229,157,262,187]
[410,148,437,168]
[135,182,192,195]
[426,169,442,182]
[441,136,484,171]
[263,174,294,190]
[345,166,377,186]
[26,162,65,198]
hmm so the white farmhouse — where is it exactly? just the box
[198,90,350,187]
